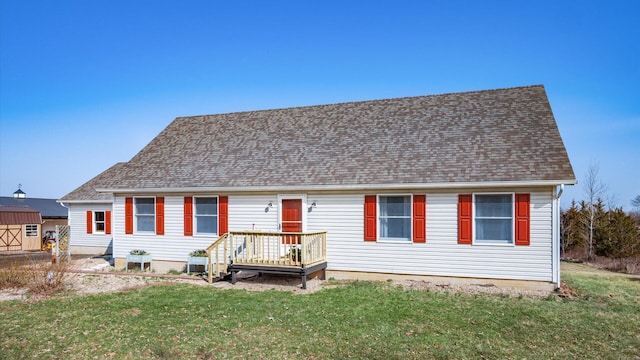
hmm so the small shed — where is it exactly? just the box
[0,206,43,251]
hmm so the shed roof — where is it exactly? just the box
[61,85,575,200]
[0,206,43,225]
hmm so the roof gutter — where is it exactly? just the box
[552,183,566,288]
[57,199,115,205]
[96,179,577,194]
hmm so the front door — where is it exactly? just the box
[281,199,302,245]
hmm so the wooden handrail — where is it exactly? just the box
[207,233,228,283]
[206,231,327,283]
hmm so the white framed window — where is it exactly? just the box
[94,211,105,233]
[25,224,38,237]
[135,197,155,233]
[378,195,411,242]
[474,193,514,245]
[194,197,218,235]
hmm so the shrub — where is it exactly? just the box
[129,249,150,255]
[0,259,70,298]
[189,249,207,257]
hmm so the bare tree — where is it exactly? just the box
[632,195,640,211]
[631,195,640,225]
[583,162,607,260]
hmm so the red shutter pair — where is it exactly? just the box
[457,193,530,245]
[364,195,426,243]
[124,197,165,235]
[86,210,112,234]
[183,196,228,236]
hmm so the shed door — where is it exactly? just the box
[281,199,302,244]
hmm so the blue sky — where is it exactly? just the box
[1,1,638,208]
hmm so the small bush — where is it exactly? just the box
[600,257,640,275]
[189,249,207,257]
[129,249,149,255]
[0,259,71,298]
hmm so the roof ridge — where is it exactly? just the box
[175,84,546,119]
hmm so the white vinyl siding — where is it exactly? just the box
[68,203,113,253]
[109,187,554,282]
[311,189,553,282]
[114,195,278,262]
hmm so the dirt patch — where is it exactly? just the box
[0,257,554,302]
[556,282,579,299]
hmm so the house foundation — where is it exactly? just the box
[326,270,556,292]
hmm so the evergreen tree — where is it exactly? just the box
[595,208,640,258]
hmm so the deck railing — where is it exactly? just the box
[207,231,327,283]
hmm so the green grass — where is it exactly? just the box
[1,263,639,359]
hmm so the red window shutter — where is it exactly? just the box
[125,197,133,234]
[364,195,377,241]
[219,196,228,235]
[184,197,193,236]
[413,195,426,243]
[86,210,93,234]
[105,210,112,235]
[156,197,165,235]
[458,194,472,244]
[515,193,530,246]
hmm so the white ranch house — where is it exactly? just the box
[60,85,576,290]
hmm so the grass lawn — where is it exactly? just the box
[1,263,639,359]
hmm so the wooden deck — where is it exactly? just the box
[206,231,327,289]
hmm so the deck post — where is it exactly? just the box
[207,248,213,283]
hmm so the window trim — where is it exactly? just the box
[193,196,219,236]
[472,192,515,246]
[134,197,156,234]
[377,193,413,243]
[93,211,106,234]
[25,224,38,237]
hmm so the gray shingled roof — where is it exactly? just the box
[61,85,575,200]
[0,197,67,218]
[60,163,125,201]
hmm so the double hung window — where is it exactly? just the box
[194,197,218,234]
[378,195,411,242]
[474,194,513,244]
[135,198,156,233]
[94,211,105,233]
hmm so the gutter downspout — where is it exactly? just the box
[552,185,564,288]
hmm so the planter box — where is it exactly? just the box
[187,256,208,273]
[126,254,152,272]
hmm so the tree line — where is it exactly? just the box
[561,198,639,260]
[560,164,640,262]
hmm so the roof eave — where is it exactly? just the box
[57,199,113,204]
[96,179,578,194]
